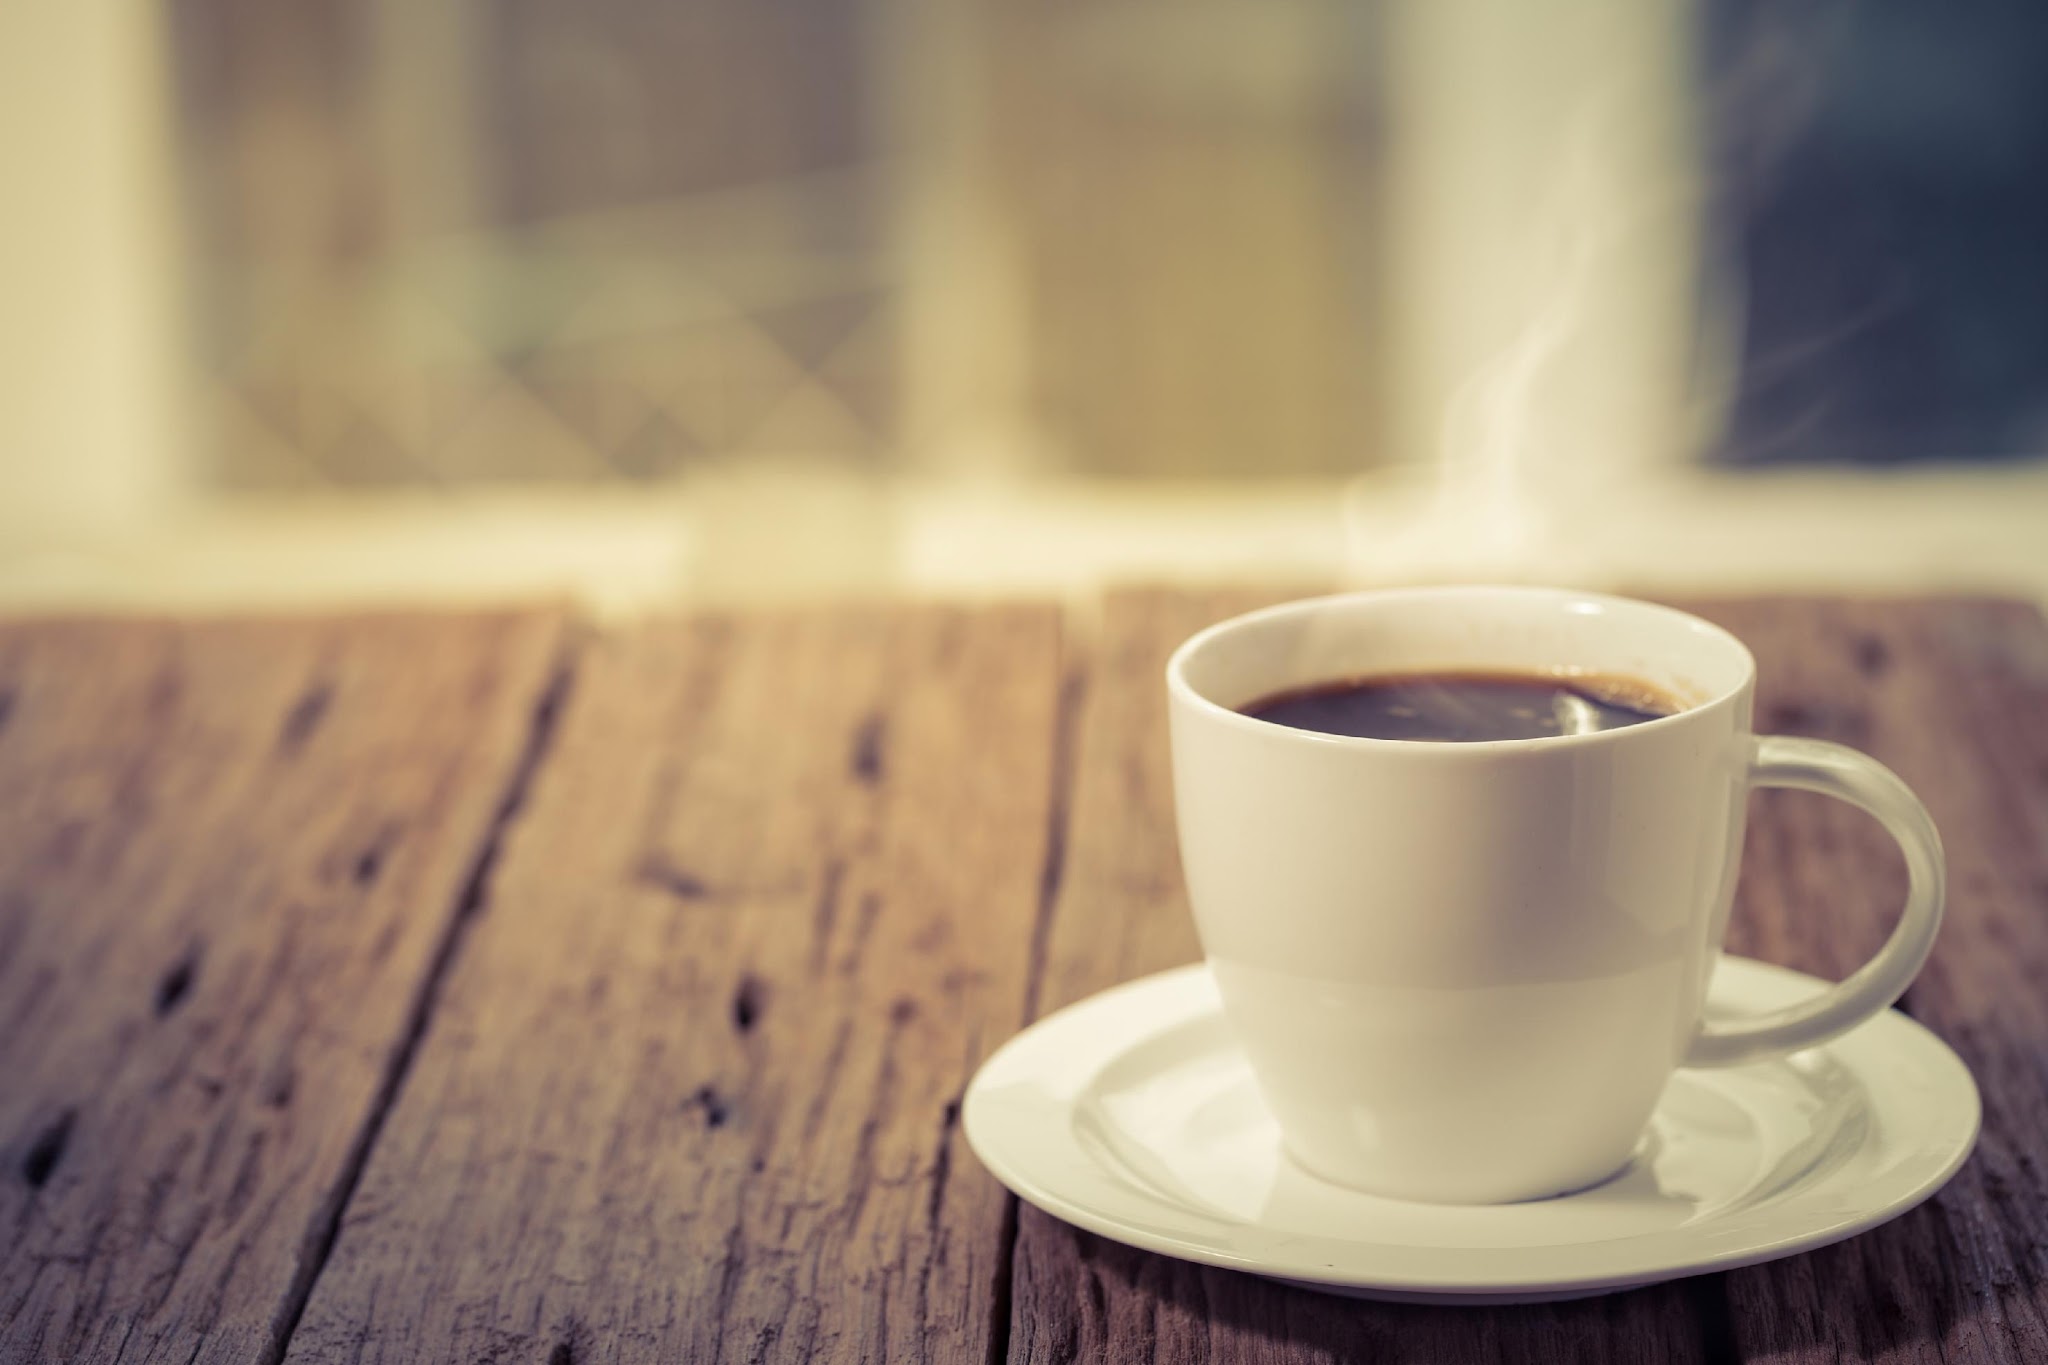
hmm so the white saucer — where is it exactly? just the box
[964,958,1979,1303]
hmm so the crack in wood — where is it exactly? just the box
[704,1223,747,1365]
[544,1315,584,1365]
[350,827,399,889]
[634,853,713,902]
[1081,1260,1105,1327]
[257,643,580,1365]
[691,1085,733,1130]
[731,974,766,1034]
[991,654,1085,1365]
[155,947,201,1017]
[20,1108,76,1190]
[222,1130,268,1224]
[840,892,883,977]
[263,1055,297,1110]
[851,712,887,785]
[809,857,845,974]
[1682,1273,1743,1365]
[925,1100,958,1242]
[277,682,334,754]
[1024,666,1085,1022]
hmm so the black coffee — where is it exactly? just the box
[1241,670,1680,742]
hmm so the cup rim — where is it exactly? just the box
[1165,584,1757,754]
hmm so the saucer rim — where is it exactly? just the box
[964,958,1981,1297]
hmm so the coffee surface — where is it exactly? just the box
[1241,669,1680,742]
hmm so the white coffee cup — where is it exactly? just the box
[1166,586,1944,1204]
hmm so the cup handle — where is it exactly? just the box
[1684,735,1945,1068]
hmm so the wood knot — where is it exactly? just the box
[1852,634,1892,678]
[637,853,712,902]
[277,681,334,752]
[21,1110,75,1189]
[155,948,200,1017]
[263,1059,296,1109]
[350,828,399,888]
[850,713,887,785]
[691,1085,732,1130]
[732,975,766,1035]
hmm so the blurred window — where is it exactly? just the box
[1706,0,2048,464]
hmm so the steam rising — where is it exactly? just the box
[1429,97,1624,567]
[1348,0,1853,584]
[1349,0,1716,584]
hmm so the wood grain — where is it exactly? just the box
[6,592,2040,1364]
[1686,598,2048,1365]
[1007,588,1717,1365]
[280,604,1067,1364]
[0,610,567,1365]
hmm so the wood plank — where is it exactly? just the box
[1684,597,2048,1365]
[1009,588,1717,1365]
[281,604,1067,1364]
[0,610,568,1364]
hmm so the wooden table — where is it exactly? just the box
[1,592,2042,1364]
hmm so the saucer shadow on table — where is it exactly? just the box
[1016,1199,1970,1363]
[1010,1208,1723,1360]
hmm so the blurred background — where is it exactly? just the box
[3,0,2046,610]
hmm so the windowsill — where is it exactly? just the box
[1,463,2045,614]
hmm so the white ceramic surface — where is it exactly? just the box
[1166,586,1945,1202]
[964,960,1980,1303]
